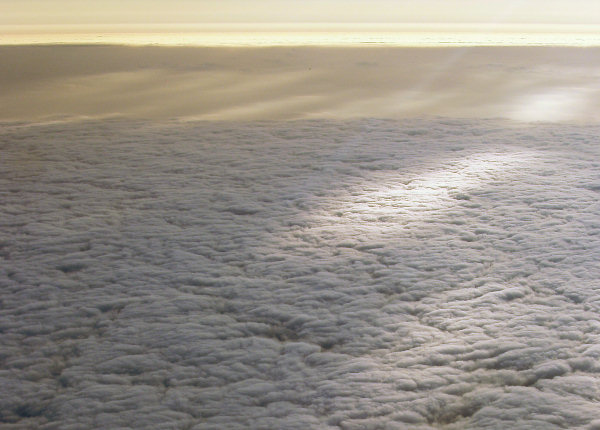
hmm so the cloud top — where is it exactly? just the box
[2,118,600,428]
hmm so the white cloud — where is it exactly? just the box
[1,118,600,428]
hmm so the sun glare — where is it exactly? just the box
[509,88,593,122]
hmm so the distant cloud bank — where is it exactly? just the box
[2,46,600,121]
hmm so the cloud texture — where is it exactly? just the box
[1,118,600,429]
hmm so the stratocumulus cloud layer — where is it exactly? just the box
[1,118,600,429]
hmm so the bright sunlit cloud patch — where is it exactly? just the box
[509,87,593,122]
[343,151,534,221]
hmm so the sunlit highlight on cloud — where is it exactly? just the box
[509,88,591,122]
[342,152,534,222]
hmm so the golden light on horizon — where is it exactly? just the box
[2,23,600,47]
[3,0,600,47]
[3,0,600,26]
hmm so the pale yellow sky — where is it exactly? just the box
[3,0,600,26]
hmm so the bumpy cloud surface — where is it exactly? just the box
[1,118,600,429]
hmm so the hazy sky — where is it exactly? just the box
[3,0,600,26]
